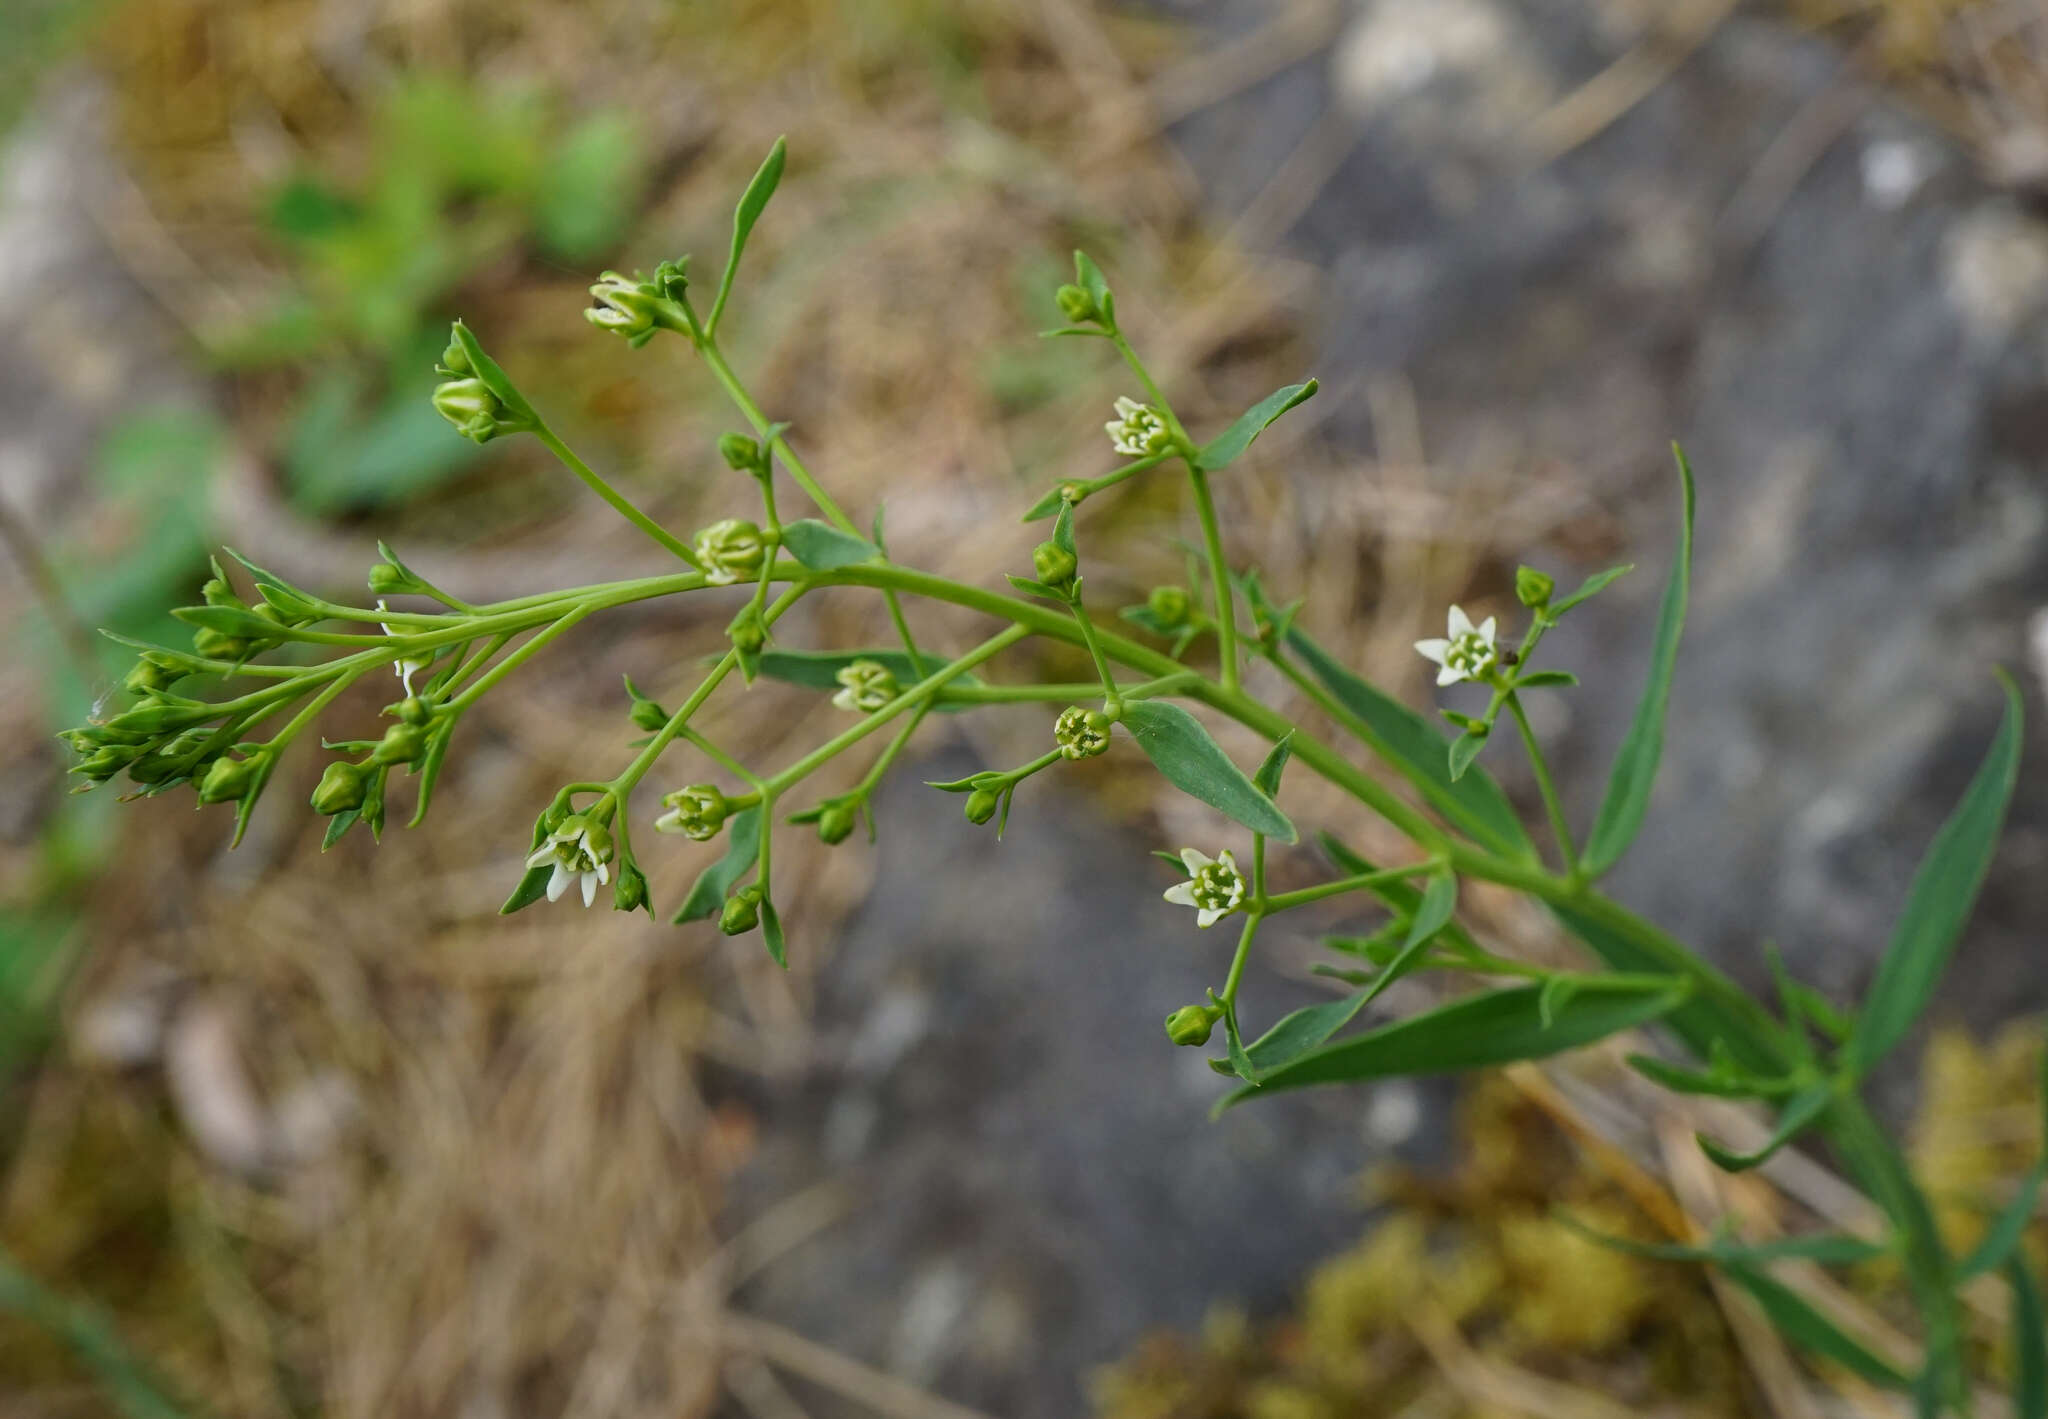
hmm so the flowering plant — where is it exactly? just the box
[63,140,2040,1411]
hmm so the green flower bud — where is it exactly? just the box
[1515,566,1555,611]
[1032,541,1078,595]
[585,271,663,344]
[651,257,690,302]
[394,696,430,727]
[432,377,513,444]
[629,697,669,732]
[613,863,650,914]
[720,886,763,936]
[197,755,256,805]
[1147,584,1191,628]
[70,743,140,782]
[1164,1003,1222,1047]
[439,335,472,374]
[104,702,202,736]
[831,658,898,714]
[964,786,1000,825]
[1055,283,1099,325]
[311,760,368,815]
[369,721,426,766]
[655,784,728,841]
[123,652,190,696]
[719,433,765,475]
[191,627,253,660]
[694,519,768,586]
[1053,706,1112,761]
[817,802,857,845]
[728,605,768,655]
[367,561,418,597]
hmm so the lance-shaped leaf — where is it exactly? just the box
[1720,1263,1909,1389]
[754,648,980,709]
[1550,563,1633,616]
[1319,833,1488,959]
[1120,701,1295,842]
[1221,977,1687,1106]
[673,807,763,924]
[760,898,787,970]
[1558,1214,1890,1267]
[1959,1044,2048,1280]
[1696,1082,1833,1173]
[1073,249,1114,325]
[1021,484,1073,522]
[1195,380,1318,472]
[1253,733,1293,797]
[780,518,880,570]
[1845,671,2023,1079]
[1581,445,1694,877]
[1626,1040,1801,1100]
[1287,626,1533,859]
[449,320,538,424]
[2011,1257,2046,1419]
[501,809,559,915]
[720,136,786,303]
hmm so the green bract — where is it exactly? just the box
[52,139,2035,1410]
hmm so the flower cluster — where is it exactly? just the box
[832,659,898,713]
[524,814,614,907]
[1162,848,1246,928]
[693,519,768,585]
[1414,605,1499,687]
[1105,396,1173,458]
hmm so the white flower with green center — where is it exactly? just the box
[1162,847,1246,928]
[831,658,898,713]
[1414,605,1499,687]
[654,784,728,841]
[1105,396,1172,458]
[693,519,767,586]
[524,813,614,907]
[377,600,429,697]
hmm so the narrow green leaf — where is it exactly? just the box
[1120,701,1295,842]
[1625,1045,1798,1100]
[320,809,359,852]
[1581,446,1694,876]
[760,898,787,969]
[1550,563,1634,615]
[500,865,553,915]
[1959,1044,2048,1280]
[448,320,537,423]
[0,1251,199,1419]
[1318,833,1488,960]
[1021,484,1070,522]
[1350,869,1458,1012]
[1222,978,1688,1105]
[1005,574,1067,603]
[1538,974,1575,1029]
[780,518,879,570]
[1846,671,2023,1077]
[1195,379,1319,472]
[2010,1256,2046,1419]
[1051,499,1076,557]
[718,136,785,311]
[673,807,762,924]
[1720,1262,1910,1389]
[1447,730,1487,782]
[1287,626,1534,859]
[1220,998,1258,1085]
[1697,1082,1832,1173]
[1243,990,1373,1077]
[1253,733,1294,798]
[1073,249,1113,324]
[1514,670,1579,689]
[1558,1215,1889,1267]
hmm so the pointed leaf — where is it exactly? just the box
[1344,869,1459,1017]
[1051,500,1076,557]
[1558,1215,1889,1266]
[760,898,787,969]
[501,865,554,915]
[1845,671,2023,1078]
[1221,978,1688,1105]
[1447,730,1487,782]
[780,518,879,570]
[1242,990,1374,1077]
[717,136,785,315]
[673,807,762,923]
[1073,249,1113,324]
[1253,733,1294,797]
[1514,670,1579,689]
[1195,380,1318,472]
[1720,1263,1909,1389]
[1582,446,1694,876]
[1697,1083,1832,1173]
[1287,626,1534,859]
[1625,1046,1799,1100]
[1022,484,1072,522]
[1550,563,1634,615]
[1119,701,1295,842]
[1319,833,1488,960]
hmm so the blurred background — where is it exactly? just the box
[4,1,2048,1415]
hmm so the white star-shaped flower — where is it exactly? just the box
[1105,396,1171,458]
[1414,605,1498,687]
[378,600,429,697]
[1162,847,1247,928]
[523,814,614,907]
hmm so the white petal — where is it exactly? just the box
[1113,396,1141,418]
[527,844,556,869]
[1196,907,1224,928]
[654,811,682,834]
[546,864,571,902]
[399,663,417,696]
[831,688,857,712]
[1415,638,1450,664]
[595,862,610,886]
[1447,605,1474,637]
[580,872,598,907]
[1216,850,1238,875]
[1476,616,1497,645]
[1163,882,1199,907]
[1437,665,1463,687]
[1178,847,1212,873]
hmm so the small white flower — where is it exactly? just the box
[1162,847,1247,928]
[1414,605,1499,687]
[1105,396,1172,458]
[523,813,615,908]
[692,519,767,586]
[831,658,898,713]
[378,600,429,697]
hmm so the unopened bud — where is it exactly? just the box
[311,760,368,815]
[1055,283,1099,324]
[720,886,763,936]
[1054,706,1112,761]
[123,654,189,696]
[964,786,1000,825]
[191,627,253,661]
[585,271,663,345]
[818,802,857,845]
[1515,565,1555,611]
[1032,541,1078,594]
[719,433,765,475]
[394,696,430,727]
[728,605,768,655]
[613,864,650,914]
[1164,1003,1222,1047]
[369,721,426,766]
[695,519,768,586]
[655,784,728,841]
[197,755,256,805]
[367,561,418,597]
[1147,584,1191,628]
[630,697,669,732]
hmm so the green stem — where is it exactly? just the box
[448,607,594,712]
[1259,861,1438,914]
[1186,464,1239,693]
[1071,600,1122,711]
[858,703,932,794]
[531,426,696,564]
[1220,910,1264,1008]
[1505,691,1579,881]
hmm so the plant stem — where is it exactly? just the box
[1220,911,1263,1007]
[1505,691,1579,881]
[1187,464,1239,692]
[531,427,696,563]
[448,608,594,712]
[1260,861,1437,914]
[1071,600,1122,711]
